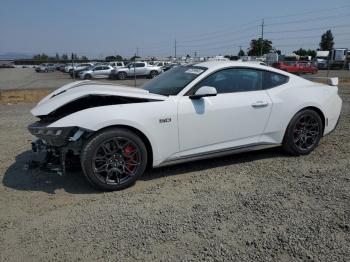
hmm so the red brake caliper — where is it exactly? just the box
[123,145,136,171]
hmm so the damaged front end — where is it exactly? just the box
[26,81,166,175]
[27,120,92,175]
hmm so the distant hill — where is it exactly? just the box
[0,52,33,60]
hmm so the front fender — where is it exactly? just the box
[48,101,179,166]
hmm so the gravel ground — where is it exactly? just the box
[0,68,148,90]
[0,84,349,261]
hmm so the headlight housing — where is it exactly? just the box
[28,122,77,147]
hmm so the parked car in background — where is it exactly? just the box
[55,64,65,70]
[70,65,93,78]
[66,63,94,73]
[35,63,55,72]
[272,61,317,74]
[153,61,170,68]
[109,61,126,68]
[272,62,299,74]
[79,65,114,79]
[64,63,79,73]
[162,63,180,72]
[297,61,318,74]
[109,62,162,80]
[58,64,67,72]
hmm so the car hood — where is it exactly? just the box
[31,80,166,116]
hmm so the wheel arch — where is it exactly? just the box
[299,106,326,133]
[284,106,326,140]
[95,124,154,170]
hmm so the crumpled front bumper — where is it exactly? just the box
[28,121,77,147]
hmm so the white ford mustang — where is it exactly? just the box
[28,61,342,190]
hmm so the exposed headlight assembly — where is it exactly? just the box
[28,123,77,147]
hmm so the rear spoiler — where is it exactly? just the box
[304,76,339,86]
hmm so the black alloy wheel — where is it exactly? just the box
[81,128,147,191]
[283,109,323,155]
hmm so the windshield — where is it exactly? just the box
[143,65,207,96]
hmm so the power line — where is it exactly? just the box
[263,4,350,20]
[266,12,350,27]
[265,23,350,34]
[179,25,258,43]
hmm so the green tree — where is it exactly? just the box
[238,49,245,56]
[33,53,49,61]
[105,56,116,62]
[319,30,334,51]
[307,50,317,58]
[130,55,141,61]
[81,56,89,61]
[71,53,78,61]
[61,54,68,61]
[247,38,273,56]
[293,48,317,58]
[294,48,308,56]
[115,55,123,61]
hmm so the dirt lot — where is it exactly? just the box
[0,68,148,90]
[0,84,349,261]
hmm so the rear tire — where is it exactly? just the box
[282,109,323,156]
[81,128,148,191]
[118,72,127,80]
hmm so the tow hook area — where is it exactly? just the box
[24,139,67,176]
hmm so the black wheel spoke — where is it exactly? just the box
[292,113,320,151]
[92,137,141,185]
[94,163,108,173]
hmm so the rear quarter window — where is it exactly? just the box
[263,71,289,89]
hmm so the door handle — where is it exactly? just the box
[251,101,268,108]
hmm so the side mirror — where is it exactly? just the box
[189,86,217,99]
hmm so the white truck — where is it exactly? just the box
[109,61,126,68]
[109,62,162,80]
[316,51,329,69]
[329,48,348,69]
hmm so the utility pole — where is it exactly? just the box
[136,47,139,57]
[134,49,137,87]
[238,45,243,56]
[260,19,265,57]
[174,38,177,61]
[71,53,75,81]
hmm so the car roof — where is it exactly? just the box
[195,61,281,73]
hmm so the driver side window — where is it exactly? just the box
[194,68,263,94]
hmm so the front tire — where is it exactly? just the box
[282,109,323,156]
[149,70,158,78]
[81,128,148,191]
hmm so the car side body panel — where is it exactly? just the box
[262,81,341,144]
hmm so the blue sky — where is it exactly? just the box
[0,0,349,58]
